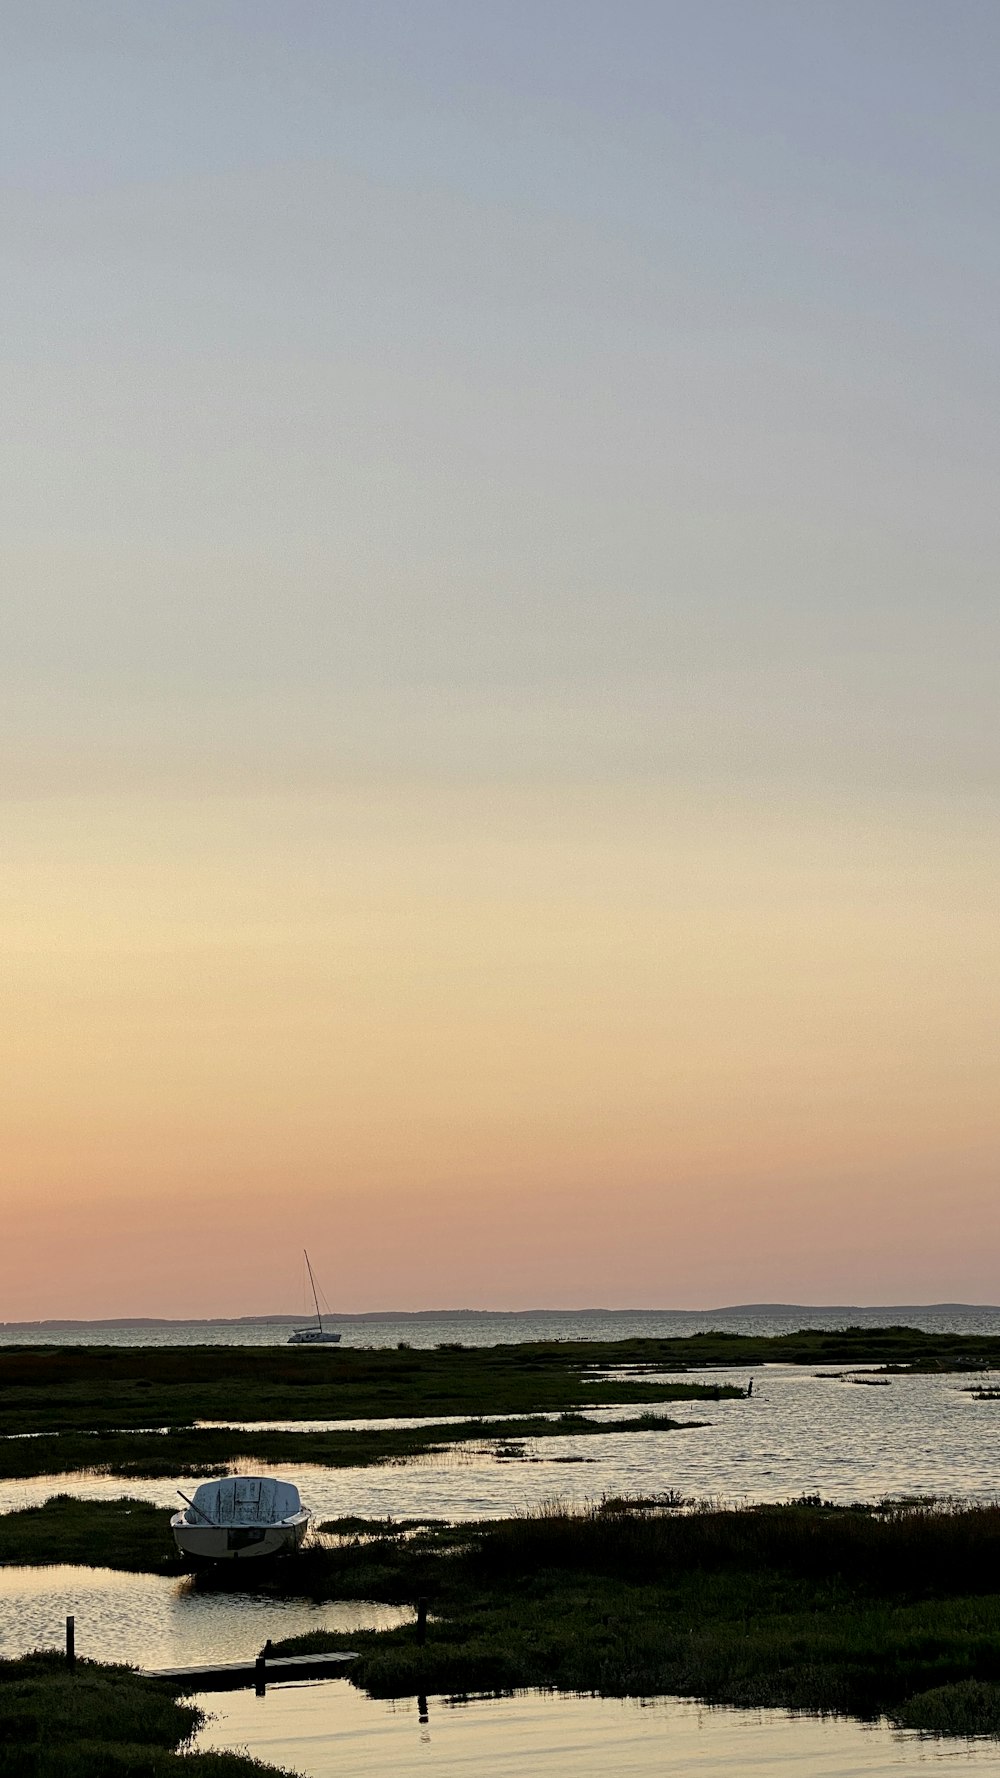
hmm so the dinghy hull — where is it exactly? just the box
[171,1514,309,1560]
[170,1475,310,1561]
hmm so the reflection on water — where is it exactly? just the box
[2,1368,999,1523]
[193,1411,581,1433]
[192,1682,998,1777]
[0,1566,410,1668]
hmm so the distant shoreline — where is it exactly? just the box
[2,1301,998,1329]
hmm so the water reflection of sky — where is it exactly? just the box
[0,1564,409,1668]
[2,1368,998,1524]
[192,1683,1000,1778]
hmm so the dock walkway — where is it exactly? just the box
[146,1651,358,1690]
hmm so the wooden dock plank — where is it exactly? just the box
[146,1651,358,1690]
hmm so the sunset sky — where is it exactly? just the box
[3,2,999,1318]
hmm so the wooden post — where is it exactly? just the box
[255,1652,266,1696]
[65,1616,75,1672]
[418,1693,429,1724]
[416,1597,428,1645]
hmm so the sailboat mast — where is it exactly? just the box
[304,1250,323,1332]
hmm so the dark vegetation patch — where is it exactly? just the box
[894,1678,1000,1735]
[0,1652,291,1776]
[12,1498,1000,1743]
[0,1409,705,1483]
[0,1495,178,1571]
[318,1515,448,1537]
[251,1499,1000,1736]
[0,1341,740,1436]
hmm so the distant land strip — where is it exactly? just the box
[3,1302,1000,1329]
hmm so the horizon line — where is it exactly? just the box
[3,1301,999,1329]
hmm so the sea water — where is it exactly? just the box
[3,1304,1000,1347]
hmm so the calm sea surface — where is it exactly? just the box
[5,1307,1000,1775]
[3,1304,1000,1347]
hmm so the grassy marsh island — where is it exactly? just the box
[0,1653,291,1777]
[1,1326,994,1457]
[10,1502,1000,1766]
[1,1325,997,1483]
[0,1338,749,1482]
[0,1339,752,1434]
[0,1495,179,1571]
[0,1410,707,1484]
[257,1497,1000,1738]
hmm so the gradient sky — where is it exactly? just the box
[3,2,999,1318]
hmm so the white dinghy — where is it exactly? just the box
[171,1475,310,1561]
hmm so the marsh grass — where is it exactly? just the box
[0,1409,706,1483]
[895,1679,1000,1735]
[12,1497,1000,1741]
[2,1326,989,1442]
[0,1495,178,1571]
[0,1341,739,1438]
[318,1515,448,1537]
[0,1409,696,1569]
[0,1652,292,1776]
[260,1498,1000,1735]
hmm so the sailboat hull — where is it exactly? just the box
[288,1250,341,1344]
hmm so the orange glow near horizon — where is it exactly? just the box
[4,782,998,1319]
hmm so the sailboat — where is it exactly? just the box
[288,1249,342,1345]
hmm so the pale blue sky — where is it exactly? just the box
[2,1,999,791]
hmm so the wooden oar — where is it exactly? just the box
[177,1489,216,1525]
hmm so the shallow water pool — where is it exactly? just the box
[0,1565,409,1669]
[191,1681,1000,1777]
